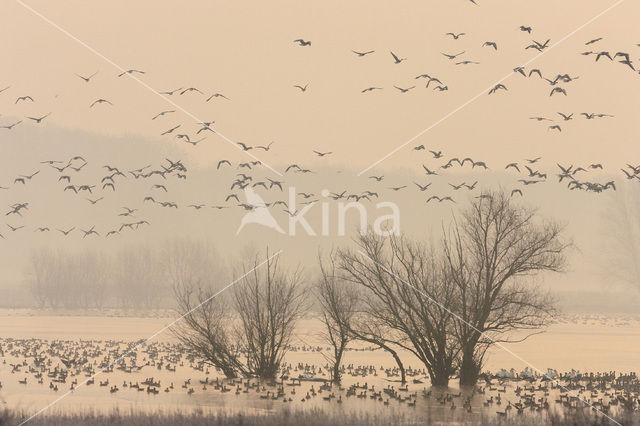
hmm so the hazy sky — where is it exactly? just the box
[0,0,639,300]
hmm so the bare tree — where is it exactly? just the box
[173,248,306,380]
[173,284,248,378]
[234,252,307,379]
[443,190,569,386]
[337,231,459,386]
[315,254,359,384]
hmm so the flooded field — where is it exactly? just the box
[1,310,638,424]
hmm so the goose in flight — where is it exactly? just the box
[423,165,438,175]
[76,71,98,82]
[433,85,448,91]
[482,41,498,50]
[488,84,507,95]
[352,50,374,57]
[362,87,382,93]
[548,125,562,132]
[118,69,145,77]
[369,175,384,181]
[441,51,465,60]
[414,182,431,191]
[15,96,34,104]
[557,112,573,121]
[26,113,51,124]
[430,150,443,158]
[180,87,203,95]
[161,125,180,135]
[510,189,523,197]
[7,224,24,232]
[206,92,230,101]
[86,197,103,205]
[237,142,252,151]
[505,163,520,172]
[90,99,112,107]
[81,226,99,238]
[528,69,543,78]
[394,85,415,93]
[256,142,274,151]
[519,26,532,33]
[585,37,602,45]
[313,150,332,157]
[390,51,406,64]
[57,227,75,236]
[529,116,551,121]
[293,39,311,46]
[159,87,182,95]
[293,84,308,92]
[217,159,231,169]
[0,85,10,94]
[426,196,455,203]
[35,227,50,232]
[152,110,175,120]
[445,32,465,40]
[1,120,22,130]
[389,185,407,191]
[456,60,480,65]
[549,87,567,96]
[413,145,425,150]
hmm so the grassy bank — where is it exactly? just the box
[1,407,636,426]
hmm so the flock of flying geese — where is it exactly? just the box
[0,22,638,239]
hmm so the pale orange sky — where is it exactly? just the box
[0,0,638,299]
[1,0,637,172]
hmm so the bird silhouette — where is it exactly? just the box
[390,51,406,64]
[352,50,374,56]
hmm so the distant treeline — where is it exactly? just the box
[24,240,224,310]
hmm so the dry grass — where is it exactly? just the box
[1,407,637,426]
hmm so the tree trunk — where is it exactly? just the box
[332,348,343,384]
[387,347,406,384]
[458,347,481,386]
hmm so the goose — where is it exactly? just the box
[118,69,145,77]
[159,87,183,95]
[482,41,498,50]
[26,113,51,123]
[151,110,175,120]
[441,51,465,60]
[57,227,75,236]
[488,84,507,94]
[293,39,311,46]
[256,142,274,151]
[313,150,332,156]
[0,120,22,130]
[390,51,406,64]
[557,112,573,121]
[90,99,112,107]
[352,50,374,56]
[206,92,229,101]
[362,87,382,93]
[505,163,520,172]
[394,85,415,93]
[445,32,465,40]
[293,84,308,92]
[75,71,98,82]
[15,96,34,104]
[161,125,180,135]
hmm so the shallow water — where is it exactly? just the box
[1,310,638,422]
